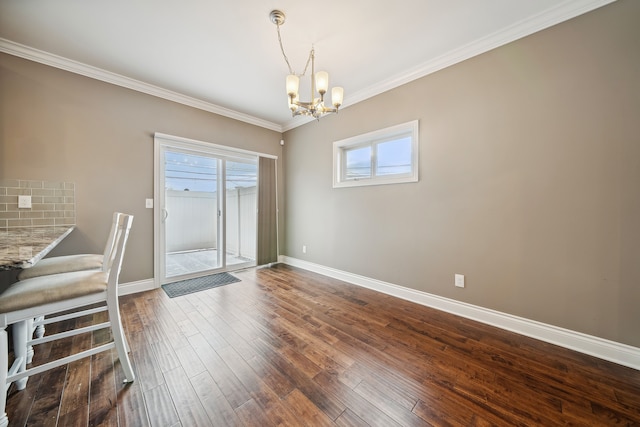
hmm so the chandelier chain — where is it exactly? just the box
[276,23,312,77]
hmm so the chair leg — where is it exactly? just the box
[11,322,28,390]
[1,327,10,427]
[107,304,135,383]
[34,316,45,339]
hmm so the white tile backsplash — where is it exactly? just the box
[0,179,75,228]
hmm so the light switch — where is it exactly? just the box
[145,198,154,208]
[18,195,32,209]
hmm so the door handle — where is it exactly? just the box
[162,208,168,222]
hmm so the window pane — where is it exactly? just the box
[333,120,418,188]
[226,160,257,266]
[165,151,217,192]
[345,146,371,180]
[376,136,412,176]
[226,161,257,191]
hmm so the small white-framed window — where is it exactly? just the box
[333,120,419,188]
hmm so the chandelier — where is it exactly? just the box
[269,10,344,120]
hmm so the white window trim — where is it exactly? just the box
[333,120,419,188]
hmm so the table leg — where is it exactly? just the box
[11,321,28,390]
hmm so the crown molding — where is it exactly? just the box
[0,38,284,133]
[2,0,614,135]
[282,0,616,132]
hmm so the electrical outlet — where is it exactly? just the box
[18,195,32,209]
[302,245,307,254]
[455,274,465,288]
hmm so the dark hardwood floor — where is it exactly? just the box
[6,264,640,426]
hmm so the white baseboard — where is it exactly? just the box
[279,256,640,371]
[119,278,156,296]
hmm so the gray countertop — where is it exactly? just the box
[0,226,75,270]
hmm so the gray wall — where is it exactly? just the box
[283,0,640,347]
[0,53,283,283]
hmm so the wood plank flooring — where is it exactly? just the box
[5,264,640,426]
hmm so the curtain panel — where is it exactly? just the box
[256,157,278,265]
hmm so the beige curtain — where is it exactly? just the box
[256,157,278,265]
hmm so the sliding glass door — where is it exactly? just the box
[155,138,257,285]
[225,160,258,268]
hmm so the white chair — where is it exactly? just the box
[0,214,135,427]
[17,212,122,356]
[18,212,122,281]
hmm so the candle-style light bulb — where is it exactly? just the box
[332,87,344,108]
[286,74,299,97]
[315,71,329,95]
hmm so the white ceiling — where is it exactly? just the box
[0,0,613,132]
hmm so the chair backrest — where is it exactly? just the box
[101,212,123,272]
[105,214,134,299]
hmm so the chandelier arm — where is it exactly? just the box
[292,100,315,108]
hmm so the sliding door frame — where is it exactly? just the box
[153,133,277,287]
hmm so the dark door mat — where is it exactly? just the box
[161,272,240,298]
